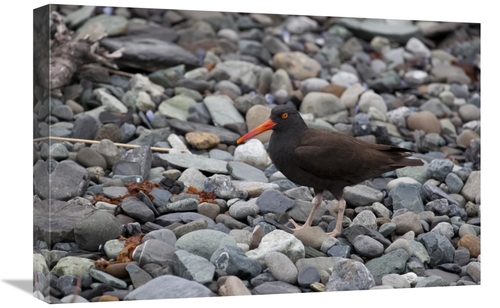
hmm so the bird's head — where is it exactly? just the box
[236,105,306,144]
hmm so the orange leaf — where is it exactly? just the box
[116,233,145,263]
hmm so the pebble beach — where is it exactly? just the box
[31,4,482,305]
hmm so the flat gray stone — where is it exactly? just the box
[417,232,455,267]
[415,275,447,287]
[228,199,259,220]
[264,251,298,284]
[158,153,229,174]
[42,143,69,161]
[425,269,460,284]
[33,160,90,201]
[124,275,216,300]
[214,60,260,89]
[256,189,295,214]
[125,263,153,288]
[102,186,129,199]
[409,240,431,264]
[128,127,172,146]
[352,210,378,231]
[158,95,196,121]
[297,266,321,287]
[76,147,108,169]
[352,235,384,259]
[365,248,409,278]
[132,239,175,267]
[74,211,123,251]
[149,188,172,207]
[180,212,216,229]
[175,229,238,260]
[381,273,411,288]
[178,167,207,192]
[344,185,384,207]
[445,173,464,194]
[33,198,94,246]
[89,268,127,289]
[336,18,422,44]
[71,114,98,140]
[300,92,345,117]
[100,37,199,72]
[215,214,249,230]
[343,225,391,248]
[389,182,424,213]
[173,250,216,284]
[204,94,245,127]
[121,197,155,223]
[93,88,127,113]
[227,161,268,183]
[251,281,301,295]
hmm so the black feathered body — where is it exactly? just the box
[267,106,422,199]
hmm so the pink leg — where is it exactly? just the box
[289,191,323,230]
[326,197,346,237]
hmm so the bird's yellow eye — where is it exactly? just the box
[281,112,289,119]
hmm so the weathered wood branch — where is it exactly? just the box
[48,11,124,89]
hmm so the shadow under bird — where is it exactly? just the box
[237,105,423,237]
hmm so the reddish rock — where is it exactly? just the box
[185,132,220,150]
[456,129,480,148]
[104,262,137,279]
[406,111,441,134]
[458,234,480,258]
[321,84,345,97]
[218,276,252,296]
[98,295,119,302]
[249,225,265,250]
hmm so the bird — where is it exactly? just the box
[237,105,423,237]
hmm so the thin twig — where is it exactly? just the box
[33,136,187,153]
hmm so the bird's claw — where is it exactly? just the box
[287,219,310,231]
[326,228,341,237]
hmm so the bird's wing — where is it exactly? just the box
[292,130,408,182]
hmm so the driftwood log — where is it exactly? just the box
[34,10,124,93]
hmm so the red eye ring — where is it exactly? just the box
[281,112,289,119]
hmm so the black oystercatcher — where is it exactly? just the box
[237,105,423,237]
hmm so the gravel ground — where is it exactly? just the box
[31,3,482,305]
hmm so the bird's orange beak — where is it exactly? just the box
[236,119,276,144]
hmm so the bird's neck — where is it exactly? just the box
[269,123,307,152]
[275,125,306,141]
